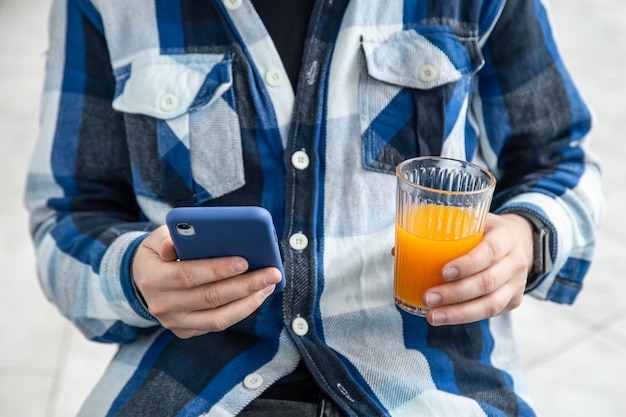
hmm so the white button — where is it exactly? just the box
[291,151,310,170]
[159,93,179,112]
[418,64,438,83]
[292,317,309,336]
[243,373,263,390]
[264,68,284,87]
[223,0,242,10]
[289,233,308,251]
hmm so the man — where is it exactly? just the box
[25,0,603,415]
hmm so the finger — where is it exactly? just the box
[150,267,280,320]
[441,237,499,281]
[166,285,277,338]
[139,256,250,303]
[132,226,175,294]
[168,256,250,290]
[182,267,282,311]
[145,224,181,262]
[426,261,514,307]
[425,282,524,326]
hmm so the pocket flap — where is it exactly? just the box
[113,52,232,119]
[361,27,483,89]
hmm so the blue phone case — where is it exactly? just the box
[165,206,285,292]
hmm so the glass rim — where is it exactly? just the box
[396,156,496,195]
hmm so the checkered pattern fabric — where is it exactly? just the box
[25,0,602,416]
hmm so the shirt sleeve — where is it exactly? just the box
[474,0,604,303]
[24,0,158,344]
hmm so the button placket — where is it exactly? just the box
[272,0,382,413]
[291,317,309,336]
[291,150,310,170]
[289,233,309,251]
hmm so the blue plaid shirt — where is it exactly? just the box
[25,0,603,416]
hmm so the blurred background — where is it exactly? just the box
[1,0,624,416]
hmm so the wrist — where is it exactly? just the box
[504,210,554,289]
[123,233,156,321]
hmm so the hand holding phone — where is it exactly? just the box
[165,206,285,292]
[131,219,282,338]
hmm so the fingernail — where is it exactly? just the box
[231,259,248,274]
[430,310,446,326]
[261,284,276,296]
[442,267,459,281]
[264,270,282,286]
[425,292,442,307]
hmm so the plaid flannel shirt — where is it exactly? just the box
[25,0,603,416]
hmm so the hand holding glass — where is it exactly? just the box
[394,157,496,317]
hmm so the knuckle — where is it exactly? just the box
[203,286,226,308]
[513,251,529,273]
[480,270,498,293]
[485,240,499,262]
[156,314,176,330]
[206,316,230,333]
[485,297,505,318]
[509,293,524,310]
[174,265,196,288]
[146,300,169,318]
[148,304,166,318]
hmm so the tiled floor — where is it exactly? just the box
[0,0,623,416]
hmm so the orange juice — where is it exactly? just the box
[394,204,483,310]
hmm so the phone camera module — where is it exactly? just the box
[175,222,196,237]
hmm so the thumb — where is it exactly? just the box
[159,235,178,262]
[153,225,178,262]
[144,225,178,262]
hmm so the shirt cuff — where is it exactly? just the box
[100,231,159,326]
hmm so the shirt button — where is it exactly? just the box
[418,64,438,83]
[292,317,309,336]
[264,68,284,87]
[223,0,242,10]
[291,150,310,170]
[289,233,308,251]
[243,373,263,390]
[159,93,179,112]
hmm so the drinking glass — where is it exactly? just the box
[394,156,496,317]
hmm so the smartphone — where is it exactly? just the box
[165,206,285,292]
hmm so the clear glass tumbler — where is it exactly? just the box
[394,156,496,317]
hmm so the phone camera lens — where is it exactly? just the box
[175,223,195,236]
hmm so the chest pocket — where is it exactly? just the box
[113,52,244,207]
[359,27,483,174]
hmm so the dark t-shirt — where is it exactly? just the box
[251,0,316,89]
